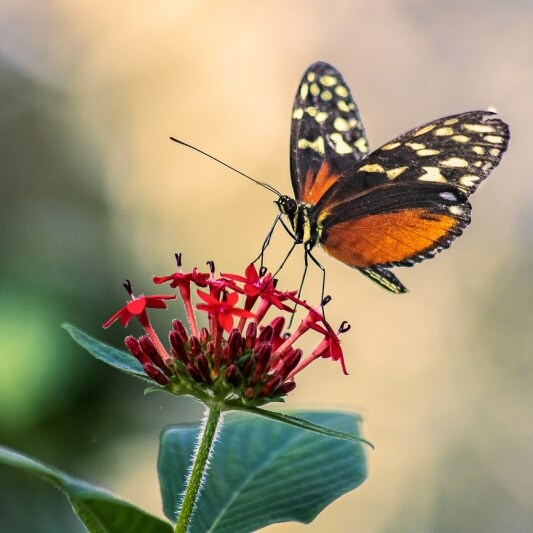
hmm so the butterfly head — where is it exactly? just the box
[276,195,298,217]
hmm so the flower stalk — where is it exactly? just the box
[175,402,223,533]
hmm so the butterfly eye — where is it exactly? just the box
[277,196,298,216]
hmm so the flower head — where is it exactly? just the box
[104,257,350,406]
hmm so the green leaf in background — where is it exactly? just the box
[63,323,149,381]
[158,410,367,532]
[0,445,172,533]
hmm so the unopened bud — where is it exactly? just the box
[244,322,257,350]
[169,331,189,364]
[171,319,189,343]
[225,365,241,387]
[143,362,169,386]
[189,336,202,357]
[196,354,212,384]
[199,327,210,344]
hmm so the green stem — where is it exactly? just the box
[175,402,223,533]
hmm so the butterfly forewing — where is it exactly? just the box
[316,110,509,270]
[290,61,369,205]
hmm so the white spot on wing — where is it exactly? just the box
[335,85,349,97]
[441,157,469,168]
[406,142,425,150]
[300,83,309,100]
[484,135,504,144]
[440,192,458,201]
[298,136,325,155]
[337,100,350,112]
[292,107,304,119]
[333,117,350,131]
[330,133,353,154]
[460,175,480,187]
[319,75,337,86]
[419,167,447,183]
[452,135,470,143]
[382,142,401,151]
[418,149,440,156]
[386,166,408,179]
[359,163,385,173]
[463,123,496,133]
[414,124,436,136]
[434,127,454,136]
[354,137,369,153]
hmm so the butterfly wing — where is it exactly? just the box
[290,61,369,205]
[314,110,509,277]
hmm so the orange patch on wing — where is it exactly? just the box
[302,162,342,204]
[322,208,458,267]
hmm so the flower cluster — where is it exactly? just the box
[103,255,350,407]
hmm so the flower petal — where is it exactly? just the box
[245,263,259,282]
[197,290,219,305]
[102,307,127,329]
[126,298,147,315]
[225,291,239,306]
[218,313,234,332]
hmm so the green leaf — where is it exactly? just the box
[63,323,149,381]
[233,405,374,448]
[158,410,367,532]
[0,445,172,533]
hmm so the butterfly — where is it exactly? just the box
[271,61,510,293]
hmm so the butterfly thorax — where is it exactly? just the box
[276,195,320,248]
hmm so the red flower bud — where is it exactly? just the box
[172,319,189,343]
[199,327,210,345]
[244,322,257,350]
[225,364,241,387]
[169,330,189,364]
[196,354,212,384]
[143,362,169,386]
[189,336,202,357]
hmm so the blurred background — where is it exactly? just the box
[1,1,532,531]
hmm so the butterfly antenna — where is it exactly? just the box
[170,137,282,197]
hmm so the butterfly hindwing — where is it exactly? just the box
[290,61,369,205]
[315,110,509,270]
[358,266,408,294]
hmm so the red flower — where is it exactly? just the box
[317,330,347,373]
[103,288,176,329]
[223,264,293,316]
[223,263,264,297]
[196,290,255,332]
[153,267,209,289]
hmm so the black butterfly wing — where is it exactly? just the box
[314,110,509,276]
[289,61,369,205]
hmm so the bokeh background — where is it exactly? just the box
[1,1,532,531]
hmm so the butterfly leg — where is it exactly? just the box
[306,245,327,319]
[287,247,310,329]
[270,240,298,282]
[252,214,284,268]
